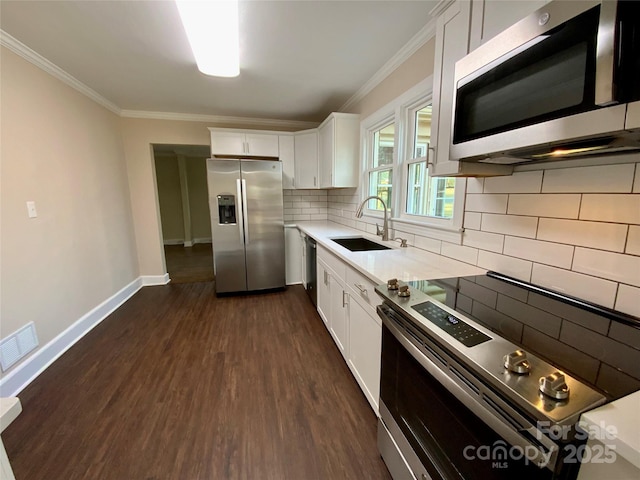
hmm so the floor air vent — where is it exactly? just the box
[0,322,39,372]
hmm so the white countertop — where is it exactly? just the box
[579,390,640,469]
[0,397,21,433]
[295,221,485,284]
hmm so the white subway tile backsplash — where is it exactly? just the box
[477,250,533,281]
[481,214,538,238]
[484,171,542,194]
[441,243,479,265]
[627,225,640,255]
[310,213,328,220]
[464,212,482,230]
[466,178,484,194]
[542,164,635,193]
[466,194,508,213]
[615,284,640,317]
[573,247,640,287]
[537,218,627,252]
[463,229,504,253]
[503,237,573,268]
[580,195,640,224]
[414,235,442,254]
[531,264,617,308]
[507,194,581,218]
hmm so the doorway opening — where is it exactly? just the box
[153,144,213,283]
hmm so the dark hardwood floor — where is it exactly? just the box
[3,283,391,480]
[164,243,214,284]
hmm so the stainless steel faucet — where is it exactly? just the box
[355,196,390,241]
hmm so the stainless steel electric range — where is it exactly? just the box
[375,271,640,480]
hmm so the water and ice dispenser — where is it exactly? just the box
[217,195,237,224]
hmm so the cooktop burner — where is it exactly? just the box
[376,271,640,422]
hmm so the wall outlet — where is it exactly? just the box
[26,201,37,218]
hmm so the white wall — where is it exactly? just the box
[0,47,139,384]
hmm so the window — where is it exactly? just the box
[405,104,455,219]
[366,121,395,211]
[360,78,465,241]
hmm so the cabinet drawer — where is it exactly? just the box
[346,266,380,317]
[317,245,346,280]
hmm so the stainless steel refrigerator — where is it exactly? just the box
[207,158,285,294]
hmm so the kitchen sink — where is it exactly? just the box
[330,237,391,252]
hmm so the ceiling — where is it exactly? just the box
[0,0,438,123]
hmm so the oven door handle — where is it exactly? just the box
[380,309,559,470]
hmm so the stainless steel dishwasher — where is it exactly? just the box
[304,235,317,306]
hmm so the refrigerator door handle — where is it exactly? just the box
[241,179,249,244]
[236,179,245,245]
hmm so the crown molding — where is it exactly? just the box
[340,17,437,113]
[1,29,122,115]
[120,110,319,130]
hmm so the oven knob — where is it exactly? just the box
[539,371,570,400]
[398,285,411,297]
[503,350,531,374]
[387,278,399,290]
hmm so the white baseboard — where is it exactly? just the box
[192,237,212,244]
[141,274,170,286]
[0,276,163,397]
[163,239,184,245]
[163,238,211,246]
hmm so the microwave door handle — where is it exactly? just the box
[595,0,619,106]
[236,179,245,245]
[241,179,249,245]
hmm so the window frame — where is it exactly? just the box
[359,77,466,244]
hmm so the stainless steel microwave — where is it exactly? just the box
[451,0,640,165]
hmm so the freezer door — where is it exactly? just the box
[207,159,248,293]
[240,159,285,291]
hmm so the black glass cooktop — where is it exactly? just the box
[405,271,640,400]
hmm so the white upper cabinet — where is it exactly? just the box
[209,128,279,157]
[429,0,512,177]
[278,134,295,189]
[294,129,319,189]
[469,0,549,51]
[627,101,640,130]
[318,113,360,188]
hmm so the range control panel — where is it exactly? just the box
[412,301,491,348]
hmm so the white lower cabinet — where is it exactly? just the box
[316,244,381,414]
[329,273,348,359]
[317,258,332,328]
[347,296,381,412]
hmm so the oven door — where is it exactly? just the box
[377,305,575,480]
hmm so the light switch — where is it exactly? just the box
[26,201,37,218]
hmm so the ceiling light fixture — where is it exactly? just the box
[175,0,240,78]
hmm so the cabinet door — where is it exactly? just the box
[279,135,295,189]
[316,259,332,328]
[348,298,381,412]
[294,130,319,189]
[245,133,279,157]
[469,0,549,51]
[627,101,640,130]
[431,1,510,177]
[284,226,302,285]
[330,275,348,359]
[210,131,246,156]
[318,118,334,188]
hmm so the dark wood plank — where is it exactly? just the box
[164,243,214,284]
[3,283,391,480]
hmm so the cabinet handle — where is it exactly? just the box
[342,291,348,307]
[313,176,317,187]
[324,270,328,285]
[354,283,367,295]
